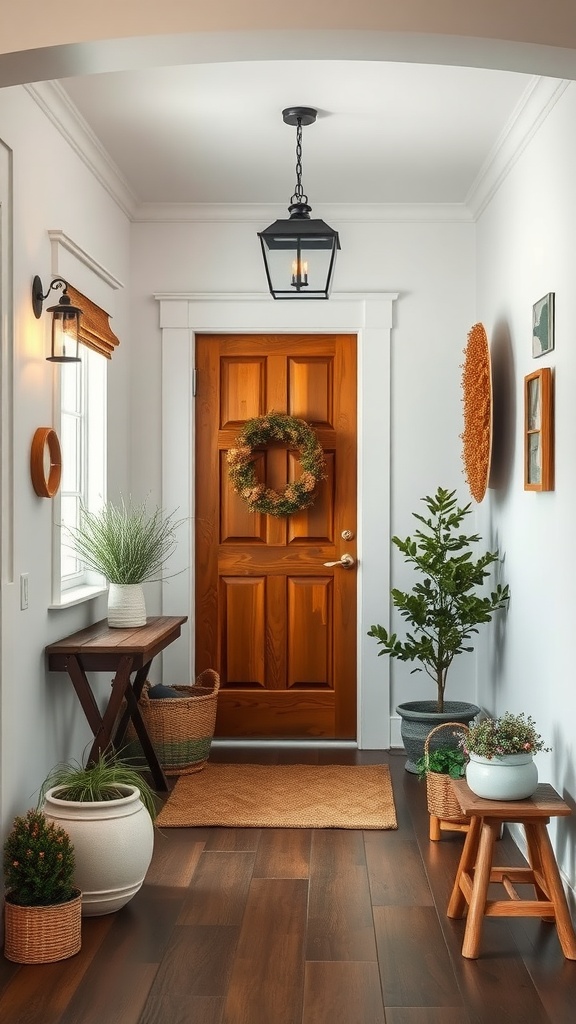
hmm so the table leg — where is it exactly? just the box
[447,814,481,918]
[461,819,500,959]
[113,663,151,746]
[123,683,169,792]
[66,655,106,742]
[529,822,576,959]
[87,654,135,763]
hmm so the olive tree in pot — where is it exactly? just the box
[368,486,510,772]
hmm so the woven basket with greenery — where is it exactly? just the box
[423,722,469,820]
[125,669,220,775]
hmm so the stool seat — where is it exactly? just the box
[447,781,576,960]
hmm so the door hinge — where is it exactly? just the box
[192,367,198,397]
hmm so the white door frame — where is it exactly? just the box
[157,290,397,749]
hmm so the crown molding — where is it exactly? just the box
[26,74,570,226]
[25,80,138,219]
[466,76,571,218]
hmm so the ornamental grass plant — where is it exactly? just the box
[40,749,159,820]
[463,712,550,760]
[68,497,184,584]
[3,809,76,907]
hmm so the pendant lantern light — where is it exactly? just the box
[258,107,340,299]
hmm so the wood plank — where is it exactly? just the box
[144,836,205,889]
[253,828,311,879]
[177,852,256,926]
[302,961,385,1024]
[385,1010,472,1024]
[306,830,377,961]
[221,878,308,1024]
[373,906,463,1007]
[139,925,239,1024]
[364,835,434,906]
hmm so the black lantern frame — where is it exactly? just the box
[32,276,82,363]
[258,107,340,300]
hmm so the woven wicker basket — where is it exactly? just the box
[125,669,220,776]
[3,889,82,963]
[424,722,469,820]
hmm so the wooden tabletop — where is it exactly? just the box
[451,779,572,818]
[46,615,188,672]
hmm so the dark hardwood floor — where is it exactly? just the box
[1,746,575,1024]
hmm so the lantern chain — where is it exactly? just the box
[290,118,309,207]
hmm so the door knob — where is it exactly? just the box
[323,553,355,569]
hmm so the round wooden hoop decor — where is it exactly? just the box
[30,427,62,498]
[227,412,326,517]
[461,323,492,503]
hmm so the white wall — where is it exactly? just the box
[476,81,576,889]
[0,85,131,838]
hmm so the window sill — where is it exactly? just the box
[48,585,108,610]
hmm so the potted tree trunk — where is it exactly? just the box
[368,486,509,771]
[40,750,158,916]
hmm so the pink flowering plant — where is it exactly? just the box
[3,809,76,906]
[227,411,326,517]
[463,712,550,760]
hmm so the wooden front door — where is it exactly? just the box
[195,333,357,739]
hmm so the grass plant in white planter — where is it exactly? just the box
[69,497,184,627]
[40,750,158,916]
[368,487,510,771]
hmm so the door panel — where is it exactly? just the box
[195,333,357,739]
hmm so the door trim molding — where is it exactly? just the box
[157,291,397,749]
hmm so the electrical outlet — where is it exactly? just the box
[20,573,29,610]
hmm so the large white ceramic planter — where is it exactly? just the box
[43,785,154,916]
[107,583,146,628]
[466,752,538,801]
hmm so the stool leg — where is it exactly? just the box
[531,823,576,960]
[448,815,481,919]
[430,815,441,841]
[461,819,500,960]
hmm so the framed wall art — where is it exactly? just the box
[524,367,553,491]
[532,292,555,357]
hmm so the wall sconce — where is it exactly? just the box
[32,276,82,363]
[258,107,340,299]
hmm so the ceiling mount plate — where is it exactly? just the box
[282,106,317,127]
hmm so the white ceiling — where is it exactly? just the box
[58,60,537,207]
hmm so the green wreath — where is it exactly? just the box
[227,412,326,517]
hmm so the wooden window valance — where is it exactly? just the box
[65,284,120,360]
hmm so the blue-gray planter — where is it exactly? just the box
[396,700,480,774]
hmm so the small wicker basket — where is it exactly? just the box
[3,889,82,963]
[125,668,220,776]
[424,721,469,820]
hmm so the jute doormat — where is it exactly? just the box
[155,763,397,829]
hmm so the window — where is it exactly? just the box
[51,344,107,605]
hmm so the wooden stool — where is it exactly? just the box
[429,814,469,841]
[447,780,576,960]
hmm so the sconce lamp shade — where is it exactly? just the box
[258,212,340,300]
[32,276,82,362]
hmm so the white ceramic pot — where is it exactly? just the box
[43,784,154,916]
[107,583,146,628]
[466,751,538,801]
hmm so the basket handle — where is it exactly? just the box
[424,721,469,756]
[195,668,220,694]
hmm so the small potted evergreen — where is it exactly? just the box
[368,486,510,771]
[3,809,82,962]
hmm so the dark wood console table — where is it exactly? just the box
[46,615,188,791]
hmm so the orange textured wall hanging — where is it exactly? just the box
[461,323,492,502]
